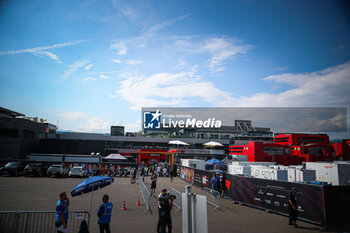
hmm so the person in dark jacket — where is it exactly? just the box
[97,194,113,233]
[288,188,298,227]
[78,220,89,233]
[157,189,173,233]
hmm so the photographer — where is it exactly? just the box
[157,189,173,233]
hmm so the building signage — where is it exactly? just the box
[143,109,222,129]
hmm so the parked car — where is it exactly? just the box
[0,162,26,176]
[69,167,88,177]
[47,164,69,177]
[24,163,48,177]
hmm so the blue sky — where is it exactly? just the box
[0,0,349,133]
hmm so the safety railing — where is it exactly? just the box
[0,211,90,233]
[137,170,153,214]
[170,187,182,211]
[202,187,220,210]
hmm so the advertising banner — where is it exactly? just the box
[180,166,194,184]
[179,166,326,225]
[193,169,216,188]
[224,173,325,225]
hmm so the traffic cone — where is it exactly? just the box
[136,197,141,206]
[121,200,127,210]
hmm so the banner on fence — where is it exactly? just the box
[179,166,326,225]
[224,173,325,225]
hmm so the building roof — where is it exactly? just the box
[0,107,25,118]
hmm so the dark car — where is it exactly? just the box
[0,162,26,176]
[24,163,48,177]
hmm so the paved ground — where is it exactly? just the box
[0,175,329,233]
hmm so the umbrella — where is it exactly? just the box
[71,176,114,214]
[203,141,223,147]
[205,159,224,165]
[104,153,127,160]
[168,140,189,146]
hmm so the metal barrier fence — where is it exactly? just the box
[202,187,220,210]
[0,211,90,233]
[170,187,182,211]
[137,171,153,214]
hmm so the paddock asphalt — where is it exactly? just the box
[0,175,327,233]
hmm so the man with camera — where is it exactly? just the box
[157,189,174,233]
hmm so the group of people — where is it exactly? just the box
[210,173,224,197]
[140,162,175,179]
[55,167,298,233]
[55,192,113,233]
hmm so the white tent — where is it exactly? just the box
[104,153,127,160]
[203,141,224,147]
[168,140,189,146]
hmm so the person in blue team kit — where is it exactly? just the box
[211,174,220,197]
[97,194,113,233]
[55,192,70,233]
[211,174,218,190]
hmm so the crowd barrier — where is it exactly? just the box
[170,187,182,211]
[178,165,350,228]
[0,211,90,233]
[202,187,220,210]
[137,171,153,214]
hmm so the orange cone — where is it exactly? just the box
[136,197,141,206]
[121,200,127,210]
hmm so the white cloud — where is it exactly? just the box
[203,38,251,70]
[99,74,110,79]
[145,14,190,36]
[84,64,93,70]
[110,42,127,55]
[0,39,88,63]
[112,59,122,63]
[115,69,235,110]
[76,117,110,133]
[174,37,252,72]
[57,110,110,133]
[112,0,139,23]
[127,59,143,65]
[125,120,141,132]
[238,61,350,108]
[109,14,190,52]
[62,60,90,80]
[58,111,87,121]
[114,61,350,121]
[83,76,96,82]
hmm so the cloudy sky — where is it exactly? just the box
[0,0,349,133]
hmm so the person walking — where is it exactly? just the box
[162,167,168,177]
[55,192,70,233]
[157,165,161,177]
[150,172,158,197]
[97,194,113,233]
[169,168,174,183]
[288,188,298,227]
[157,189,173,233]
[211,174,219,197]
